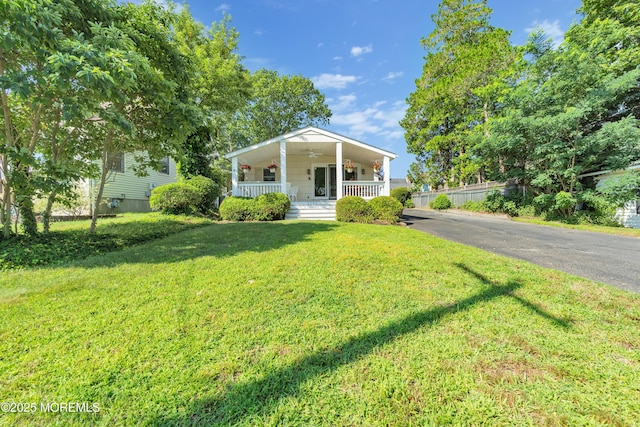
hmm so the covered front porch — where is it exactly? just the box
[226,127,397,202]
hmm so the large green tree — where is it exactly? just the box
[173,11,251,180]
[487,0,640,205]
[0,0,123,237]
[223,69,332,150]
[0,0,201,236]
[401,0,517,189]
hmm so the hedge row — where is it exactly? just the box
[219,193,291,221]
[336,196,403,224]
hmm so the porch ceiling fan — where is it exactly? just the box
[307,149,323,158]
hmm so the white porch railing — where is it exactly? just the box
[343,181,384,199]
[238,182,281,197]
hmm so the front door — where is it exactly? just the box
[314,165,337,199]
[314,166,327,198]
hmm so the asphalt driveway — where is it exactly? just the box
[403,208,640,293]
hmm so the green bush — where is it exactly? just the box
[252,193,291,221]
[185,175,220,215]
[459,200,486,212]
[502,200,519,217]
[336,196,372,223]
[390,187,412,206]
[404,199,415,208]
[577,191,619,226]
[219,193,290,221]
[517,205,537,217]
[554,191,577,217]
[150,183,200,215]
[368,196,404,223]
[430,194,452,210]
[483,189,505,213]
[219,196,253,221]
[533,193,555,214]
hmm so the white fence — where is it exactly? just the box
[343,182,384,199]
[238,183,282,198]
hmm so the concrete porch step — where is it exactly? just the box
[286,201,336,220]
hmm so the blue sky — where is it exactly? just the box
[171,0,581,178]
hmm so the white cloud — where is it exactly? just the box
[311,73,359,90]
[215,3,231,12]
[330,99,407,140]
[526,19,565,47]
[382,71,404,82]
[317,42,324,48]
[333,56,343,61]
[255,29,265,36]
[327,93,357,112]
[350,44,373,57]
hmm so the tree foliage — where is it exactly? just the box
[406,0,640,221]
[402,0,518,189]
[225,69,332,150]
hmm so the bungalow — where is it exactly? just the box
[224,126,397,219]
[580,161,640,228]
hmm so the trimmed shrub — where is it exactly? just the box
[149,183,200,215]
[390,187,412,206]
[430,194,452,210]
[369,196,403,223]
[336,196,371,223]
[219,196,252,221]
[252,192,291,221]
[185,175,220,215]
[219,193,290,221]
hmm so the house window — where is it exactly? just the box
[343,168,357,181]
[107,152,124,173]
[263,168,276,182]
[158,157,170,175]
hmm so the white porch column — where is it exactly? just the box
[336,141,343,199]
[280,140,287,194]
[383,155,391,196]
[231,156,239,196]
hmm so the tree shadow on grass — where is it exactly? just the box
[75,221,338,269]
[455,262,573,329]
[153,268,545,425]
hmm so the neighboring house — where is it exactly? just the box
[225,126,397,201]
[87,152,178,214]
[580,161,640,228]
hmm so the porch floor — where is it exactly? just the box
[285,201,336,220]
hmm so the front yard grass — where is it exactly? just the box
[0,213,215,270]
[1,220,638,425]
[512,216,640,238]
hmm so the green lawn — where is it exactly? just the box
[1,219,639,426]
[0,213,215,270]
[512,216,640,238]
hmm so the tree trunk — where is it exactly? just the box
[43,190,57,233]
[13,165,38,237]
[89,129,114,234]
[1,162,10,238]
[1,51,14,238]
